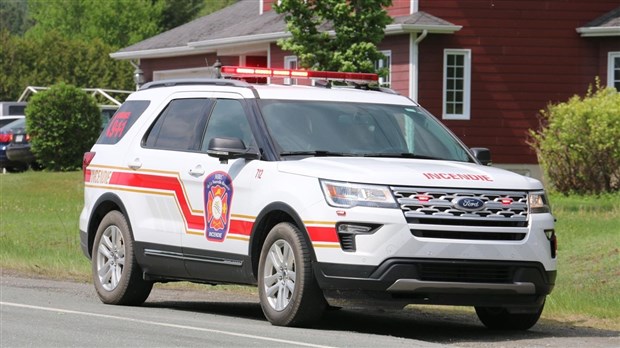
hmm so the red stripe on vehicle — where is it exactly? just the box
[306,226,339,243]
[110,171,205,230]
[229,219,253,236]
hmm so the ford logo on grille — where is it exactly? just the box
[452,197,485,211]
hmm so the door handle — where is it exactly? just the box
[189,165,205,177]
[128,158,142,170]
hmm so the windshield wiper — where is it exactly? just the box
[279,150,358,157]
[363,152,444,160]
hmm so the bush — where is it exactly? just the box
[529,83,620,194]
[26,83,101,171]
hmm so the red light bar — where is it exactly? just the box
[220,66,378,84]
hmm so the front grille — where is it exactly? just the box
[419,262,513,283]
[391,186,529,228]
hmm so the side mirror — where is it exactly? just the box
[471,147,492,166]
[207,137,259,163]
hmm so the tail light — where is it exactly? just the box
[83,152,96,180]
[0,133,13,142]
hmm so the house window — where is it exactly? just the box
[443,49,471,120]
[375,50,392,88]
[284,55,298,85]
[608,52,620,90]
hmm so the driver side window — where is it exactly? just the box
[201,99,255,151]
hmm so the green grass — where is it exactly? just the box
[1,171,619,329]
[0,171,90,279]
[544,193,620,328]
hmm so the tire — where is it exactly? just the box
[258,222,327,327]
[475,299,545,330]
[5,165,27,173]
[92,210,152,305]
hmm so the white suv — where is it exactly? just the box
[80,67,556,329]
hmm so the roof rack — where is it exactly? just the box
[140,78,250,90]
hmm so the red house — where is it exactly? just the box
[111,0,620,179]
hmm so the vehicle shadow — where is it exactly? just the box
[314,307,620,346]
[144,294,619,346]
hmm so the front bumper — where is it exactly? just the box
[314,258,555,309]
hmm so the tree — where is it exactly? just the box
[26,83,101,171]
[0,30,134,101]
[159,0,206,32]
[26,0,164,48]
[274,0,393,73]
[198,0,237,17]
[1,0,232,100]
[0,0,33,35]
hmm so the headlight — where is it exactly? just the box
[320,180,398,208]
[529,191,551,213]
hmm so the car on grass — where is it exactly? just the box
[5,120,40,170]
[0,118,28,172]
[80,66,557,330]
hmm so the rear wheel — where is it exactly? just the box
[92,210,152,305]
[5,164,27,173]
[258,222,326,327]
[475,299,545,330]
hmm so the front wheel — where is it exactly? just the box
[475,298,545,330]
[258,222,326,327]
[92,210,152,305]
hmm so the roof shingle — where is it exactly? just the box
[113,1,459,59]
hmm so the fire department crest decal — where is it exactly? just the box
[205,171,233,242]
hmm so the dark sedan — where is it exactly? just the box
[5,119,41,170]
[0,118,28,172]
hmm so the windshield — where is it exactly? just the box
[259,100,472,162]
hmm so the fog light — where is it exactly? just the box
[338,224,373,234]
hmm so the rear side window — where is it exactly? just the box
[145,98,212,151]
[97,100,150,144]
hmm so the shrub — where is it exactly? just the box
[26,83,101,171]
[529,83,620,194]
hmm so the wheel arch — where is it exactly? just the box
[86,193,132,258]
[248,202,316,280]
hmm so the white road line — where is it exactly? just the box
[1,301,334,348]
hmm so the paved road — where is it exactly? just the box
[1,275,618,347]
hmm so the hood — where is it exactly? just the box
[277,157,543,190]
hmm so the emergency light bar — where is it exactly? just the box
[220,66,378,84]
